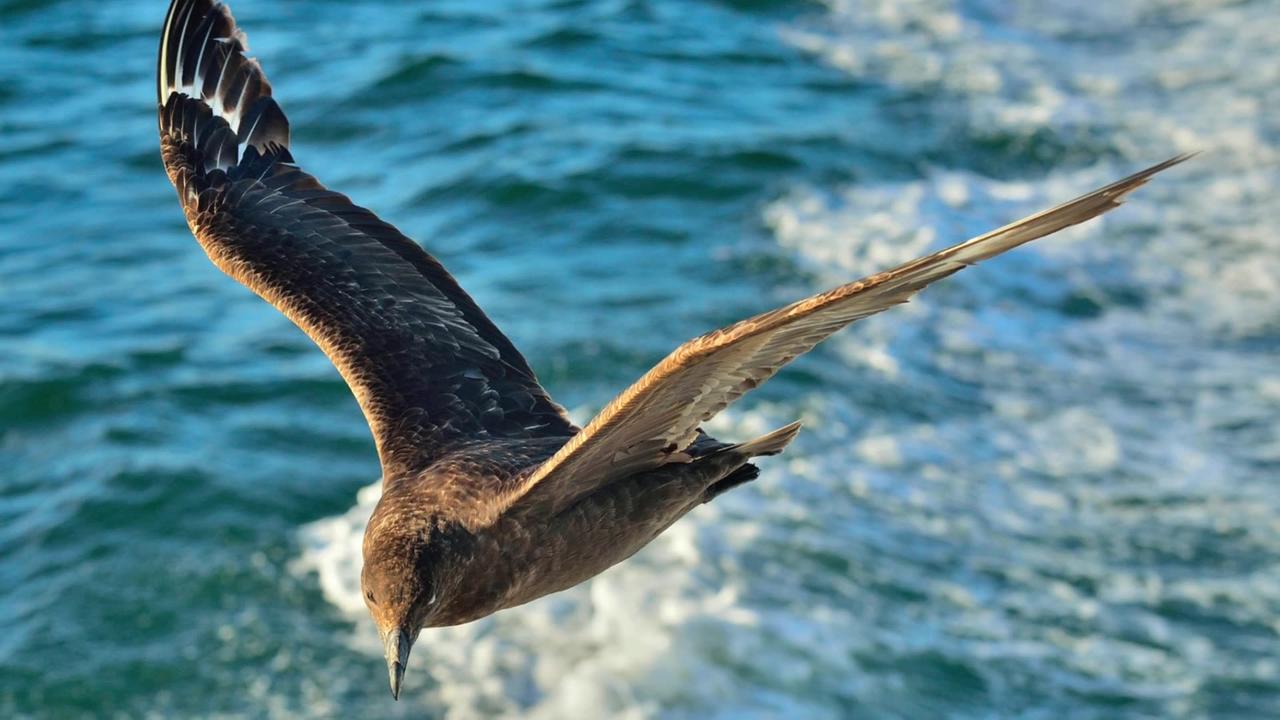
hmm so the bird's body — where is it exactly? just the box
[156,0,1188,699]
[372,433,764,628]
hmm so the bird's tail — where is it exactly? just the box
[729,420,803,458]
[697,422,799,503]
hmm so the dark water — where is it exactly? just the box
[2,0,1277,717]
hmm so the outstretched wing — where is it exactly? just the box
[508,155,1191,515]
[157,0,575,474]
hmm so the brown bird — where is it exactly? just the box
[156,0,1189,700]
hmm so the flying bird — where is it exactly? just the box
[156,0,1189,700]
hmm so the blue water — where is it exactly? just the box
[2,0,1277,717]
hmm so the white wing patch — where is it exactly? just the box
[159,0,272,171]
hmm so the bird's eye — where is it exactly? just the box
[366,590,377,605]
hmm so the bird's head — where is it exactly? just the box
[360,519,441,701]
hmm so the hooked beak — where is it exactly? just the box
[383,626,412,700]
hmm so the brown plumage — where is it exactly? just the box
[156,0,1190,700]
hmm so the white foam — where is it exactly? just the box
[293,0,1280,714]
[294,410,831,719]
[760,0,1280,711]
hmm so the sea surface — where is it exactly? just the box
[1,0,1277,717]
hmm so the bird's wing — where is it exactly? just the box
[157,0,575,474]
[504,155,1191,515]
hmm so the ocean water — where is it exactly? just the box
[1,0,1277,717]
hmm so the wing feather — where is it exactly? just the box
[157,0,574,474]
[511,155,1192,514]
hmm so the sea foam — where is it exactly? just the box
[296,0,1279,716]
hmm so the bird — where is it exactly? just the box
[156,0,1189,701]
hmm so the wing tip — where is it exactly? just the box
[158,0,291,175]
[945,151,1196,266]
[1107,151,1197,203]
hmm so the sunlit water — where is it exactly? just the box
[1,0,1277,717]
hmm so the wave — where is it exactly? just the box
[293,0,1280,717]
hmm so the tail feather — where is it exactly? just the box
[702,463,760,503]
[697,421,801,503]
[730,420,802,458]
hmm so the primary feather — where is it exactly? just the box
[157,0,576,476]
[509,155,1193,516]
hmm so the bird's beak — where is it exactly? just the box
[383,626,412,700]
